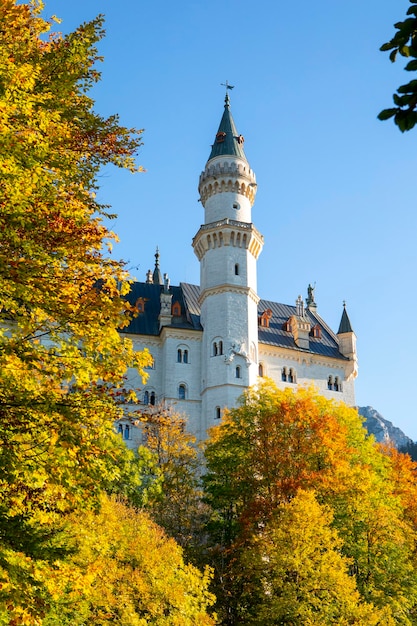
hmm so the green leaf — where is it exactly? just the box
[398,79,417,93]
[389,49,398,63]
[380,42,396,52]
[377,108,398,121]
[405,58,417,71]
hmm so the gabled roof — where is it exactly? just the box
[207,94,247,162]
[121,282,347,361]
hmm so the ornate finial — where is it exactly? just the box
[221,80,234,106]
[343,300,346,308]
[153,246,163,285]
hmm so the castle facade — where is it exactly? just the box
[118,94,358,445]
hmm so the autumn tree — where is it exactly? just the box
[0,0,153,619]
[136,406,209,558]
[203,381,417,624]
[378,0,417,130]
[38,495,216,626]
[241,490,393,625]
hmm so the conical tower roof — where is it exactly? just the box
[337,303,353,334]
[207,93,247,161]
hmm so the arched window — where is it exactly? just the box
[258,363,264,377]
[178,384,186,400]
[334,376,341,392]
[282,367,287,382]
[177,349,182,363]
[124,425,130,440]
[215,406,221,420]
[288,368,295,383]
[117,423,123,435]
[219,341,223,355]
[183,350,188,364]
[328,376,333,390]
[172,301,181,317]
[150,391,156,406]
[235,366,241,379]
[213,342,218,356]
[144,390,149,405]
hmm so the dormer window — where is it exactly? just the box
[216,131,226,143]
[259,309,272,328]
[136,297,145,314]
[283,320,291,332]
[172,301,181,317]
[310,324,322,339]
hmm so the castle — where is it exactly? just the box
[118,93,358,445]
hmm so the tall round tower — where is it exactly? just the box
[193,92,264,431]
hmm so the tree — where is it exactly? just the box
[378,0,417,130]
[0,0,151,618]
[40,495,216,626]
[241,490,393,625]
[136,406,209,558]
[203,382,417,624]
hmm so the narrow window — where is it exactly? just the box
[334,376,341,392]
[215,407,221,420]
[328,376,333,391]
[219,341,223,355]
[117,423,123,435]
[234,263,239,276]
[124,425,130,440]
[177,349,182,363]
[213,342,218,356]
[183,350,188,364]
[144,391,149,405]
[178,384,186,400]
[235,366,241,379]
[259,363,264,377]
[150,391,156,406]
[282,367,287,382]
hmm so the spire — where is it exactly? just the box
[338,302,353,334]
[152,247,163,285]
[207,92,247,161]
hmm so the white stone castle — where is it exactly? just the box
[118,93,358,445]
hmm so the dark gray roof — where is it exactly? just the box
[121,282,347,361]
[120,282,202,336]
[258,299,347,360]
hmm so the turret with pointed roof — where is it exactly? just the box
[338,302,353,334]
[197,92,258,226]
[337,303,358,381]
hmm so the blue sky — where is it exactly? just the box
[43,1,417,439]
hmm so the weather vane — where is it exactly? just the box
[221,80,235,93]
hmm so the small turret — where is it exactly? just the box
[337,302,358,380]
